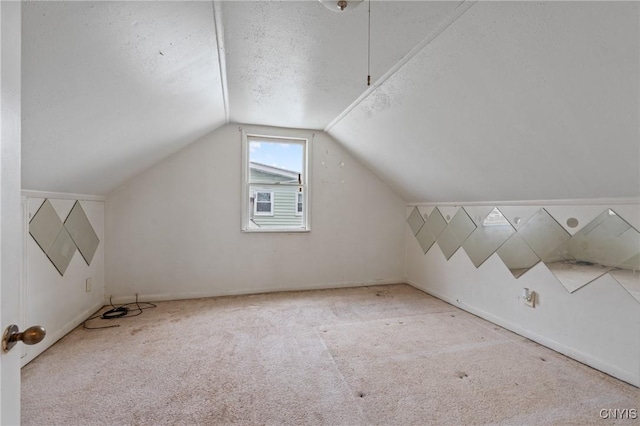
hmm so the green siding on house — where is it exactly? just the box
[249,164,303,229]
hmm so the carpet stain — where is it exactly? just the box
[130,326,148,336]
[540,357,547,362]
[358,392,365,398]
[456,371,469,379]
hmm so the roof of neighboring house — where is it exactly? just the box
[250,162,300,180]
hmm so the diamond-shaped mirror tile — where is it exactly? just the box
[47,226,77,276]
[65,201,100,265]
[462,208,515,268]
[518,209,570,260]
[610,253,640,303]
[29,198,100,276]
[436,209,476,260]
[415,224,436,254]
[437,227,460,260]
[543,209,640,293]
[496,234,540,278]
[545,260,611,293]
[29,199,64,254]
[426,208,447,240]
[450,208,476,244]
[407,207,425,236]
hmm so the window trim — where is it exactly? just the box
[241,128,311,233]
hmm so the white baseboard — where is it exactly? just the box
[20,300,104,367]
[406,280,639,388]
[107,278,405,305]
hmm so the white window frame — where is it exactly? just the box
[295,191,303,216]
[253,189,274,216]
[241,128,311,233]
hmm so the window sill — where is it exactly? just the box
[241,228,310,234]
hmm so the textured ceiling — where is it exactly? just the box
[22,1,227,195]
[21,1,639,201]
[222,0,460,129]
[329,1,640,202]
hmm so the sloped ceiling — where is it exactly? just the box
[22,1,227,195]
[329,1,640,202]
[221,0,461,129]
[21,1,639,201]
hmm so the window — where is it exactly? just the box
[253,190,274,216]
[296,192,303,216]
[241,129,310,232]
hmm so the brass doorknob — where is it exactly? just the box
[2,324,46,353]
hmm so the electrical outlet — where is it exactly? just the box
[86,277,93,292]
[524,293,535,308]
[522,288,535,308]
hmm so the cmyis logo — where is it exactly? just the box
[599,409,638,420]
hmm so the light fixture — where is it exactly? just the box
[318,0,364,12]
[318,0,371,87]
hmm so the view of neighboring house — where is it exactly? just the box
[249,162,303,229]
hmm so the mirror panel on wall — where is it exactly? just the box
[408,207,449,254]
[47,227,77,275]
[29,199,63,253]
[426,207,447,240]
[28,199,101,276]
[450,208,477,245]
[436,208,476,260]
[29,199,77,276]
[496,233,541,278]
[539,209,639,293]
[437,227,460,260]
[611,253,640,302]
[407,207,425,236]
[407,207,424,235]
[415,225,436,254]
[517,209,571,260]
[462,208,515,268]
[408,204,639,304]
[65,201,100,265]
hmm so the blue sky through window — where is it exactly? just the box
[250,140,303,173]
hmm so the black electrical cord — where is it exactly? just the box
[101,306,128,319]
[83,294,156,330]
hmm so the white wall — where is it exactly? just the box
[406,202,640,387]
[22,195,105,366]
[105,124,406,301]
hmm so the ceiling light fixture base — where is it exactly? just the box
[318,0,364,12]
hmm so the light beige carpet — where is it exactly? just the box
[21,284,638,425]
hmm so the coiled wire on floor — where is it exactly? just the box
[83,294,156,330]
